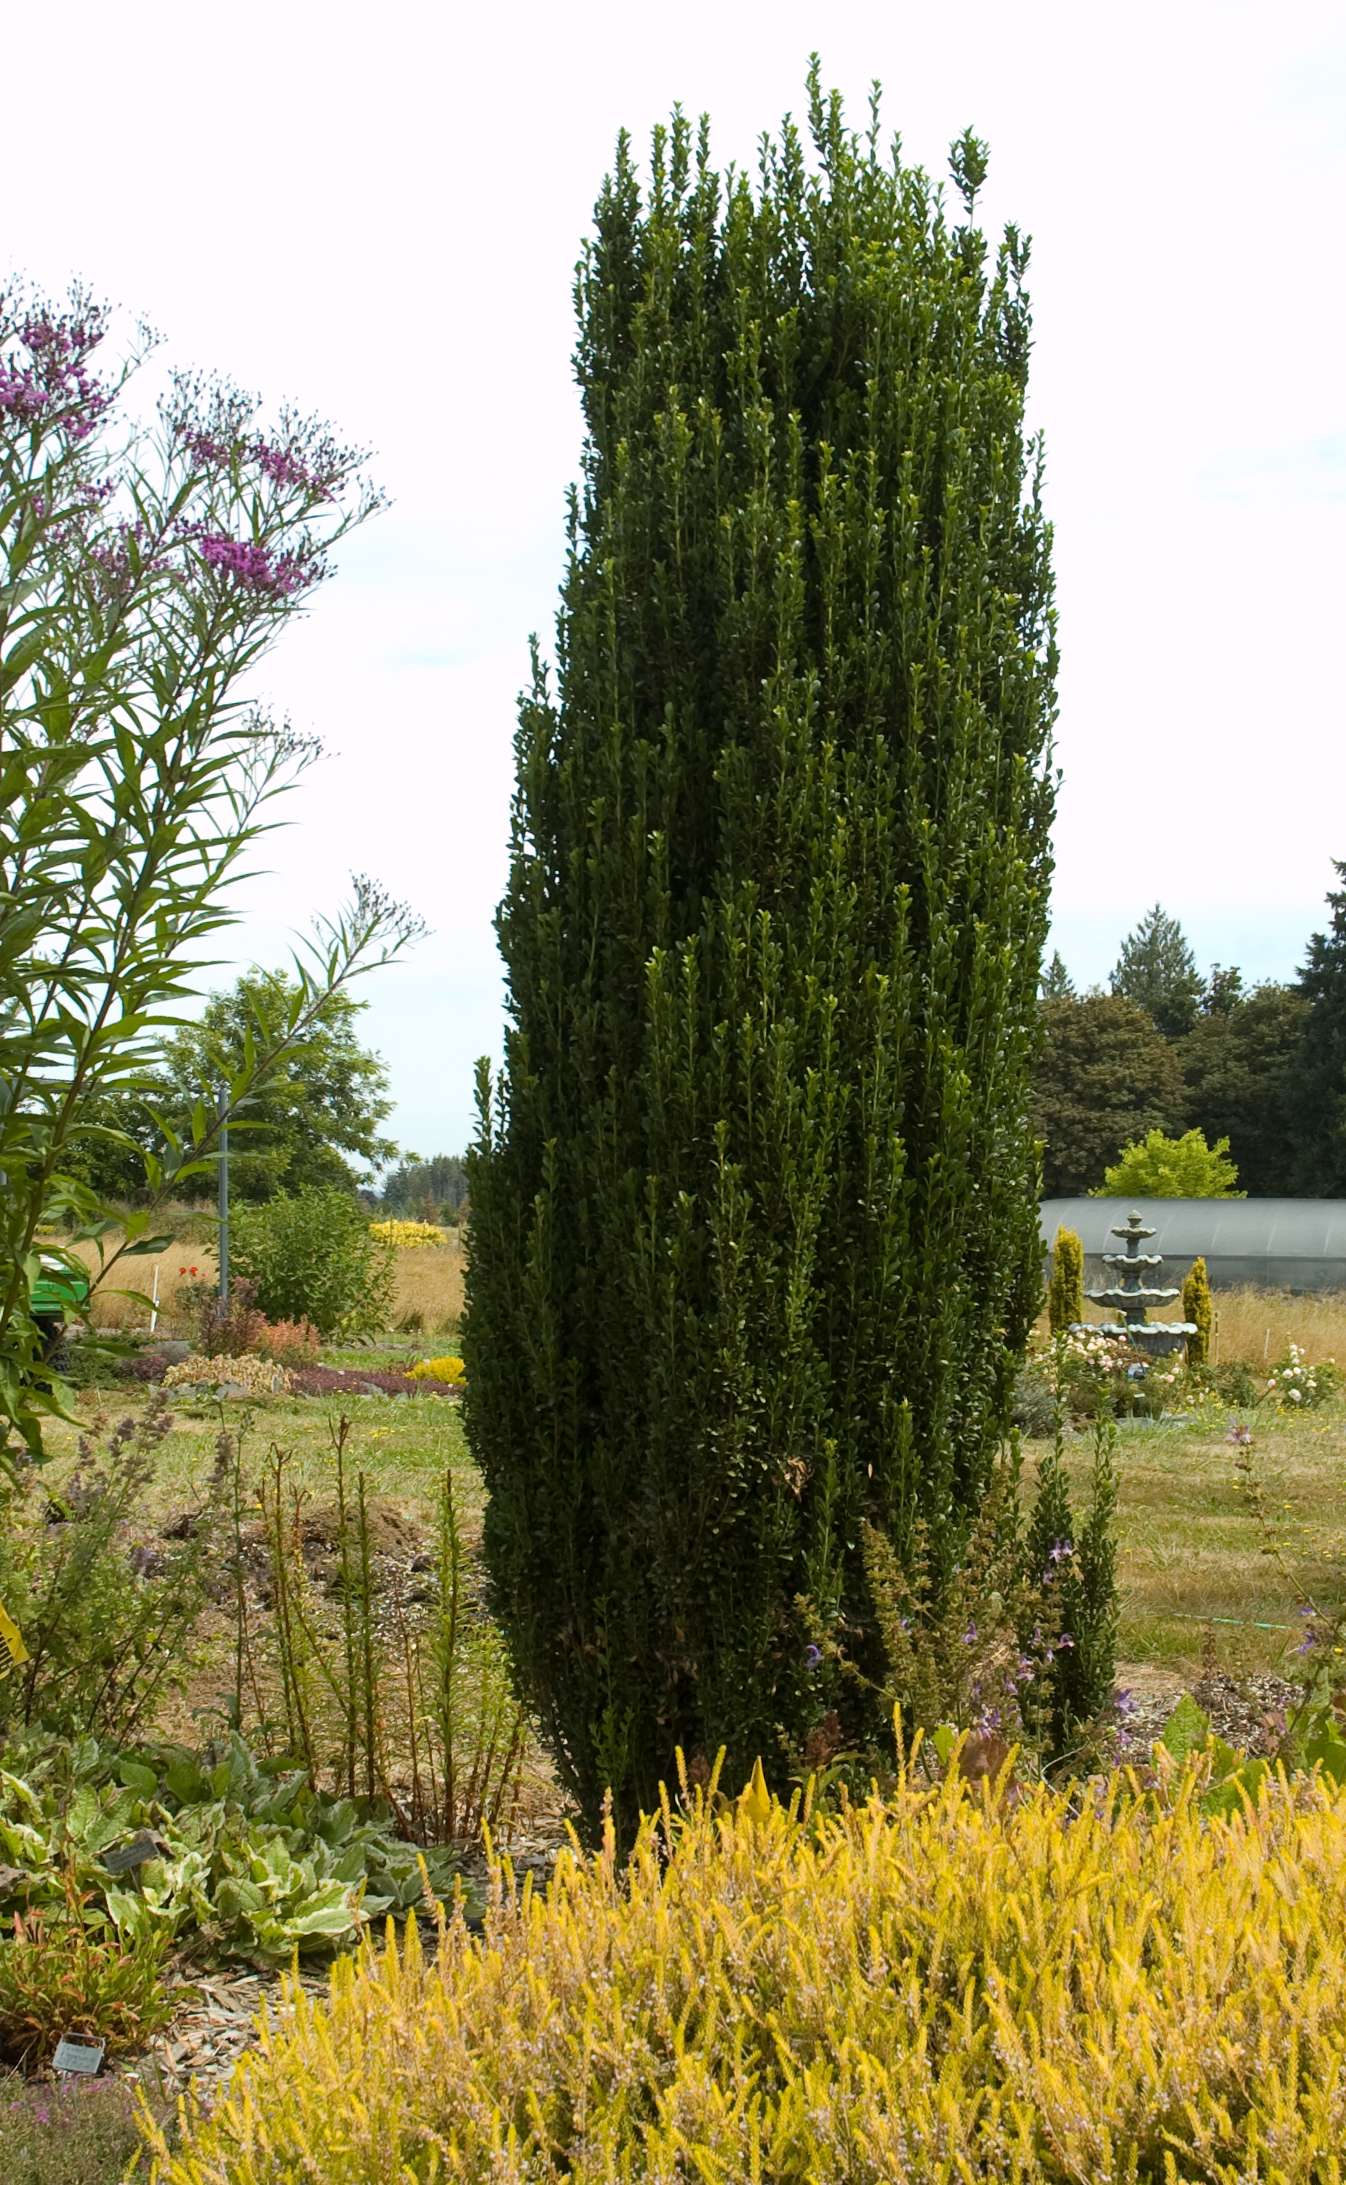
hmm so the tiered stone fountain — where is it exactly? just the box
[1076,1210,1195,1360]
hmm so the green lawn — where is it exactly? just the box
[44,1365,1346,1699]
[1056,1401,1344,1679]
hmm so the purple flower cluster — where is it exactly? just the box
[198,533,310,598]
[254,437,337,496]
[183,427,234,469]
[0,308,111,441]
[182,421,342,501]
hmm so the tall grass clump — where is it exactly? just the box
[465,68,1061,1833]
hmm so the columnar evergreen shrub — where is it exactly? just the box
[1046,1224,1084,1333]
[1182,1253,1214,1366]
[465,70,1060,1832]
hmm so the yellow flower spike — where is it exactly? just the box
[738,1755,772,1828]
[0,1598,29,1666]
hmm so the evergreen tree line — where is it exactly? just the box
[1037,878,1346,1196]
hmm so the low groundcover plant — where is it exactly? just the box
[147,1748,1346,2183]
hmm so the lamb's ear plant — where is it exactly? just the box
[0,283,421,1464]
[466,66,1061,1833]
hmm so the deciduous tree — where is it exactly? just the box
[1094,1126,1243,1199]
[1034,994,1185,1196]
[156,973,397,1202]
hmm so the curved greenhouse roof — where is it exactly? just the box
[1040,1199,1346,1293]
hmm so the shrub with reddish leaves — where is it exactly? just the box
[258,1317,321,1366]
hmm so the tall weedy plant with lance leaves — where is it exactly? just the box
[0,283,421,1462]
[466,66,1061,1833]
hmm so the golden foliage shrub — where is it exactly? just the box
[370,1218,445,1249]
[149,1755,1346,2183]
[407,1353,465,1384]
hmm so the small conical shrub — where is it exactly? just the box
[1182,1255,1214,1366]
[465,68,1060,1835]
[1047,1225,1085,1334]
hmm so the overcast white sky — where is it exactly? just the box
[8,0,1344,1159]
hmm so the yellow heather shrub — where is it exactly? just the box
[407,1353,465,1384]
[370,1218,444,1249]
[148,1754,1346,2183]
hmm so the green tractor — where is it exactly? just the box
[30,1253,93,1369]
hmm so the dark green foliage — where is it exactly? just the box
[1182,1254,1213,1365]
[1202,963,1244,1016]
[230,1188,394,1336]
[465,72,1059,1833]
[1034,992,1185,1195]
[1292,863,1346,1194]
[1178,982,1307,1195]
[1110,905,1203,1038]
[1046,1224,1084,1333]
[381,1152,469,1221]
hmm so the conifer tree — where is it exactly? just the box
[1182,1256,1213,1366]
[1047,1226,1084,1333]
[1293,863,1346,1194]
[1040,950,1074,1000]
[465,70,1059,1832]
[1110,905,1202,1037]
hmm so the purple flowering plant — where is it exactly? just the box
[0,279,422,1460]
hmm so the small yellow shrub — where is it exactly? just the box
[148,1754,1346,2182]
[407,1353,465,1385]
[370,1218,444,1249]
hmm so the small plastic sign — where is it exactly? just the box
[53,2036,105,2075]
[102,1831,160,1875]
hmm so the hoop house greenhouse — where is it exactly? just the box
[1039,1200,1346,1294]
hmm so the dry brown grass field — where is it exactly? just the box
[1036,1284,1346,1368]
[70,1227,466,1337]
